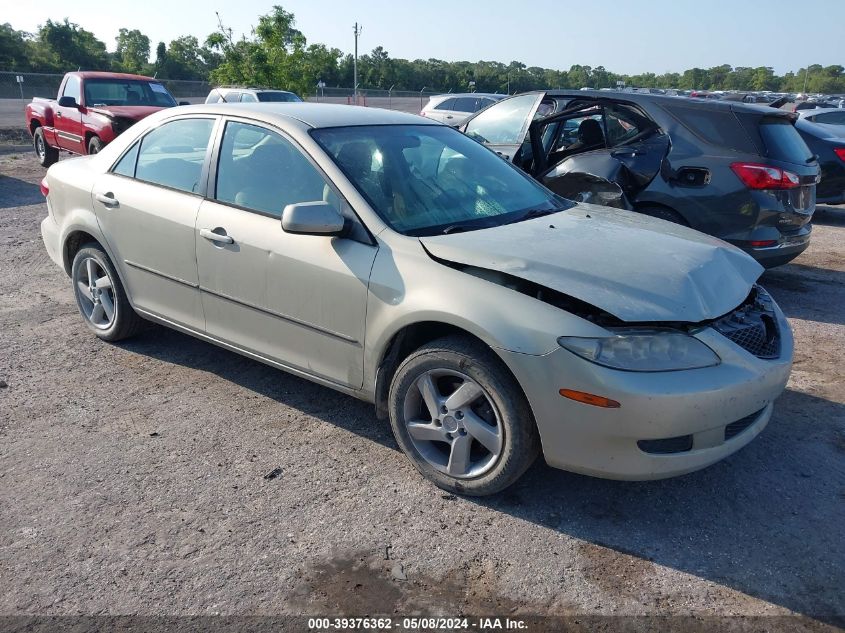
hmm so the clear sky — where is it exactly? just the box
[4,0,844,75]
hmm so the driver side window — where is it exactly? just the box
[215,121,338,218]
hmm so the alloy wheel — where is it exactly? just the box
[73,256,116,330]
[402,369,503,478]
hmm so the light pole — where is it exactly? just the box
[419,86,427,111]
[353,22,362,104]
[388,84,394,110]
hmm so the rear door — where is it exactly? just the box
[462,93,545,164]
[93,116,217,331]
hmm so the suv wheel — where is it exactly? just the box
[388,336,540,496]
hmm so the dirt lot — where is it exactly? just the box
[0,148,843,630]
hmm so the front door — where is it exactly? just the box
[55,75,85,153]
[195,120,378,388]
[93,116,217,331]
[462,93,544,164]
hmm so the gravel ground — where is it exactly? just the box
[0,149,843,630]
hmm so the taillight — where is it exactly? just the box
[730,162,801,190]
[39,177,49,197]
[420,111,426,116]
[834,148,845,162]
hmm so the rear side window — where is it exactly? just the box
[452,97,479,113]
[433,98,457,111]
[135,118,215,193]
[664,105,755,152]
[810,111,845,125]
[239,93,258,102]
[759,118,814,164]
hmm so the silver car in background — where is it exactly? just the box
[420,93,506,126]
[39,103,793,495]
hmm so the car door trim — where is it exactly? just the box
[133,306,367,398]
[57,130,83,142]
[124,259,200,288]
[198,285,360,345]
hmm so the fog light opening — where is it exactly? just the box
[559,389,621,408]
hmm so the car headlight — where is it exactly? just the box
[557,331,720,372]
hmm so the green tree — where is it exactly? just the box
[32,19,108,71]
[0,23,33,69]
[115,28,150,73]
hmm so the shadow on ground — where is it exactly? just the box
[0,172,43,208]
[118,325,845,625]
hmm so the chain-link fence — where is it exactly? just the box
[310,87,441,113]
[0,71,212,101]
[1,71,444,111]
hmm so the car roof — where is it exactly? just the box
[430,92,506,99]
[171,102,440,128]
[536,89,792,116]
[72,71,159,82]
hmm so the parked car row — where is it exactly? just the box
[38,100,799,495]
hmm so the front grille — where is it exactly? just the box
[111,117,136,136]
[712,286,780,359]
[637,435,693,455]
[724,408,765,441]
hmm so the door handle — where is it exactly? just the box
[95,192,119,207]
[56,112,62,118]
[200,228,234,244]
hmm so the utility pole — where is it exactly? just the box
[353,22,362,104]
[802,66,810,96]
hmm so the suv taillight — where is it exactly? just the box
[730,162,801,190]
[39,177,49,197]
[834,148,845,163]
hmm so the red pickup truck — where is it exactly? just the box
[26,71,182,167]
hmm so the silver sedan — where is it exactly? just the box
[39,103,793,495]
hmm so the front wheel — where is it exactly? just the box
[33,127,59,167]
[71,244,144,341]
[388,336,540,496]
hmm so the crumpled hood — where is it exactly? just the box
[419,204,763,323]
[87,105,168,121]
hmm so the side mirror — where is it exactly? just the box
[57,96,79,108]
[281,201,346,236]
[178,101,191,106]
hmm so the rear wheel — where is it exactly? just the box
[388,336,540,496]
[71,244,144,342]
[34,127,58,167]
[638,205,689,226]
[87,136,104,155]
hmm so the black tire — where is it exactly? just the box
[71,244,144,342]
[87,136,104,155]
[637,205,690,226]
[388,335,540,496]
[33,127,59,167]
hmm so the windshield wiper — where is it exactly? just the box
[442,223,481,235]
[507,208,557,224]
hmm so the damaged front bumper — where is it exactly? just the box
[497,292,793,480]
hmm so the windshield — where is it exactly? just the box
[312,124,568,236]
[83,79,177,107]
[257,91,302,102]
